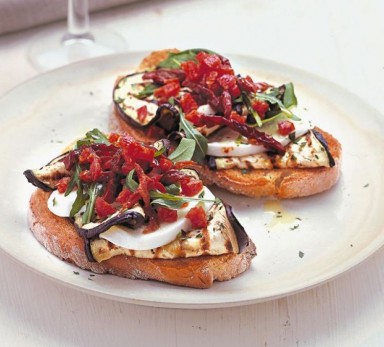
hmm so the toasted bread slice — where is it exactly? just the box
[110,49,342,198]
[28,189,256,289]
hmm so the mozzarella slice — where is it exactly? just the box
[207,119,313,157]
[47,190,78,217]
[99,187,216,251]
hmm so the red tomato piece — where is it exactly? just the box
[278,120,296,136]
[221,91,233,118]
[180,93,198,114]
[154,81,180,100]
[158,156,174,172]
[126,141,155,163]
[200,53,222,73]
[79,170,92,182]
[95,197,116,218]
[186,206,208,229]
[157,207,178,223]
[181,177,203,197]
[116,189,140,208]
[218,74,237,90]
[228,83,241,98]
[251,99,269,119]
[237,75,257,93]
[205,70,219,89]
[185,110,204,127]
[56,177,71,194]
[136,105,148,123]
[181,61,202,82]
[229,111,246,123]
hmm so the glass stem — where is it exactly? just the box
[62,0,94,43]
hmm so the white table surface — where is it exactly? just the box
[1,0,384,346]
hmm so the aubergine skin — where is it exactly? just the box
[224,203,251,253]
[113,71,181,134]
[78,209,146,240]
[23,169,54,192]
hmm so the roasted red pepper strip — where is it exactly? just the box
[200,115,286,154]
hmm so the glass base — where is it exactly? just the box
[28,28,126,72]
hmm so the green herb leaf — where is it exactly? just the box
[154,146,166,157]
[283,83,297,109]
[242,92,263,127]
[150,190,216,210]
[157,48,217,69]
[178,108,207,163]
[82,184,102,225]
[65,162,81,196]
[168,138,196,162]
[70,188,86,217]
[256,92,300,121]
[126,169,139,192]
[165,183,181,195]
[76,128,110,148]
[134,83,158,99]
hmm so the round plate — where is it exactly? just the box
[0,52,383,309]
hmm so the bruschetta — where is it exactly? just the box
[110,49,341,198]
[24,129,256,288]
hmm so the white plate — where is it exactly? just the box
[0,52,383,309]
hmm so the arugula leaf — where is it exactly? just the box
[165,183,181,195]
[282,82,297,109]
[126,169,139,192]
[69,188,85,217]
[150,190,216,210]
[65,162,81,196]
[154,146,166,157]
[168,138,196,162]
[256,92,300,121]
[178,108,207,163]
[82,183,103,225]
[76,128,110,148]
[157,48,218,69]
[134,83,158,99]
[242,92,263,127]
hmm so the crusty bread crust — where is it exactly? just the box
[28,189,256,288]
[137,48,179,71]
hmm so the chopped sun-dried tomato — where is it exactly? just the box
[154,81,180,101]
[180,176,203,197]
[56,177,71,193]
[179,93,198,114]
[158,156,174,172]
[251,99,269,119]
[180,60,202,82]
[156,207,178,223]
[237,75,257,93]
[278,120,295,136]
[95,197,116,218]
[124,141,155,163]
[185,110,204,127]
[136,105,148,123]
[220,90,232,118]
[229,111,246,123]
[116,188,141,209]
[186,206,208,229]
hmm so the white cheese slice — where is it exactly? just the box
[207,118,313,157]
[99,187,215,251]
[47,190,78,217]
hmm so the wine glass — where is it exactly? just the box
[28,0,126,71]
